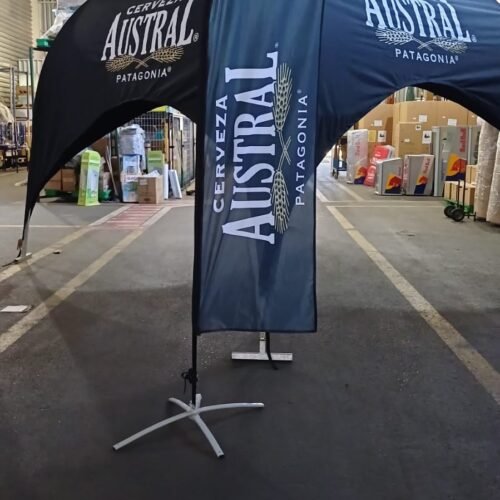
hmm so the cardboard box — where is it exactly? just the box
[403,155,435,196]
[467,112,479,126]
[61,169,76,192]
[358,103,393,160]
[466,165,478,185]
[394,122,433,157]
[444,181,475,207]
[394,101,439,127]
[444,181,458,201]
[459,183,476,207]
[393,102,438,155]
[138,176,163,204]
[436,101,469,127]
[92,136,111,157]
[45,171,62,191]
[358,102,393,140]
[375,158,403,196]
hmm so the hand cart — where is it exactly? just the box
[331,135,347,179]
[444,178,476,222]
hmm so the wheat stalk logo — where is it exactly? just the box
[272,170,290,234]
[273,64,293,165]
[376,28,428,48]
[271,63,293,235]
[106,55,146,72]
[419,37,467,54]
[106,47,184,73]
[376,28,469,54]
[144,46,184,65]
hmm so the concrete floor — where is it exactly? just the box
[0,165,499,500]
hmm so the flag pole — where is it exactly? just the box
[113,0,264,457]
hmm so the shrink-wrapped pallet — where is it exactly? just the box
[486,134,500,225]
[346,130,368,184]
[474,123,499,220]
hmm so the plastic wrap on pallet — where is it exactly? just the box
[118,125,146,168]
[474,122,499,220]
[43,0,87,40]
[346,129,368,184]
[486,134,500,225]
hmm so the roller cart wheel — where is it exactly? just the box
[444,205,455,218]
[451,207,465,222]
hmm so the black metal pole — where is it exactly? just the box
[189,0,212,405]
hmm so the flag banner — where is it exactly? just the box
[195,0,324,334]
[25,0,211,223]
[317,0,500,159]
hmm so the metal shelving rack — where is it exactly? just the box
[0,65,32,172]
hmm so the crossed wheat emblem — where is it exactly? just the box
[376,28,468,54]
[271,63,293,235]
[105,46,184,72]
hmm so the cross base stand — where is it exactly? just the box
[113,394,264,458]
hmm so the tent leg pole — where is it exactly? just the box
[15,219,32,263]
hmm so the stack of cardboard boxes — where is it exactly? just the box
[356,100,473,160]
[45,169,77,193]
[444,165,477,208]
[392,101,470,157]
[351,99,478,198]
[357,102,393,161]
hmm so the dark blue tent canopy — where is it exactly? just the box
[317,0,500,161]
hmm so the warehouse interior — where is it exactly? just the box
[1,2,499,500]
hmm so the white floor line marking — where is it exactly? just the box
[0,225,82,229]
[0,207,129,285]
[327,206,500,406]
[0,207,174,354]
[324,199,443,205]
[329,205,443,209]
[333,181,365,202]
[316,189,329,203]
[0,230,143,354]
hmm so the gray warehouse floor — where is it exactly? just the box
[0,165,499,500]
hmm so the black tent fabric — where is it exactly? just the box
[316,0,500,161]
[24,0,211,229]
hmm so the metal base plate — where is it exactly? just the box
[232,352,293,362]
[232,333,293,362]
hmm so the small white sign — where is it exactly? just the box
[415,124,422,131]
[373,120,383,127]
[448,118,458,126]
[419,115,428,123]
[422,131,433,144]
[404,138,411,143]
[377,131,387,143]
[1,306,32,313]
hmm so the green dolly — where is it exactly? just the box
[444,178,476,223]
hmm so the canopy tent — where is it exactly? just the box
[17,0,500,458]
[21,0,500,333]
[23,0,211,229]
